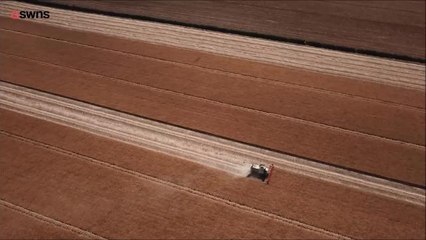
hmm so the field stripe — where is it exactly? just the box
[0,1,424,90]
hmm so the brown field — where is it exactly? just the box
[0,1,424,239]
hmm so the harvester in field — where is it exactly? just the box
[248,164,274,184]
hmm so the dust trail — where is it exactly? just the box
[233,163,252,177]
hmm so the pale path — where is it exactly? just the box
[0,81,424,206]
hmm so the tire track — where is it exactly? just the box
[0,199,106,239]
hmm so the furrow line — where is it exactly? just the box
[0,199,106,240]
